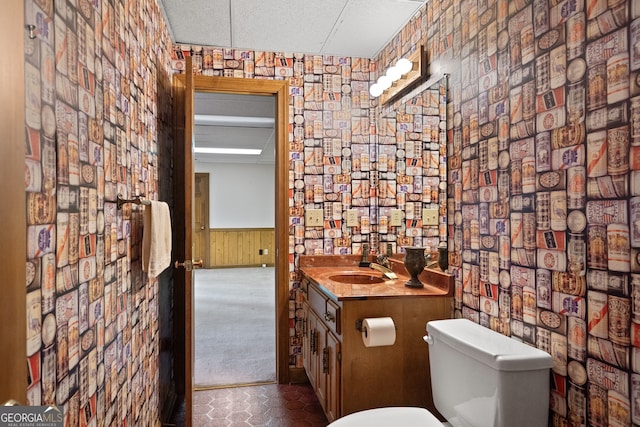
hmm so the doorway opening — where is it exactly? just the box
[192,92,277,386]
[172,70,289,426]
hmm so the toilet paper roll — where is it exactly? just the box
[362,317,396,347]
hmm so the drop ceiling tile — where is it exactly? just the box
[162,0,232,47]
[231,0,348,54]
[162,0,425,58]
[323,0,424,58]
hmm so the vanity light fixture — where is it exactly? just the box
[193,147,262,155]
[369,45,426,104]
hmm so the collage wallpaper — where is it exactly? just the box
[19,0,640,425]
[170,43,448,359]
[174,0,640,425]
[24,0,174,425]
[399,0,640,425]
[439,1,640,425]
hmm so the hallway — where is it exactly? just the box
[194,267,276,388]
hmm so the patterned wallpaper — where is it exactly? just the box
[22,0,640,424]
[433,0,640,425]
[171,41,447,372]
[24,0,174,424]
[174,0,640,425]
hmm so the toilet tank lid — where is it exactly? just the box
[427,319,553,371]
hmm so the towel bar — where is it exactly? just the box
[117,194,151,209]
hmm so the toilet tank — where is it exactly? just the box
[425,319,552,427]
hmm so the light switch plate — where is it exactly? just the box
[305,209,324,227]
[346,209,359,227]
[390,209,402,226]
[423,208,439,226]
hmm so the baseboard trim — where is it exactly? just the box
[194,380,277,391]
[288,367,309,384]
[209,264,275,269]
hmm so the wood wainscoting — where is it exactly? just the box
[209,228,275,267]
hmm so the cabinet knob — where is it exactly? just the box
[324,312,335,322]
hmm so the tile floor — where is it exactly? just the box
[169,383,329,427]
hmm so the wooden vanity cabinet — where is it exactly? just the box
[301,275,452,421]
[302,293,340,422]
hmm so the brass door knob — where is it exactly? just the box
[174,259,204,271]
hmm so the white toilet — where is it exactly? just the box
[329,318,553,427]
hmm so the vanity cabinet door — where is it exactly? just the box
[303,303,328,408]
[325,331,341,422]
[313,311,329,410]
[303,301,318,389]
[302,281,341,421]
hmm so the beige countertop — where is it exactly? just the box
[299,255,453,301]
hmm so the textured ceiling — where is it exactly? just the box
[159,0,425,58]
[163,0,426,164]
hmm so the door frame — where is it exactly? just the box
[0,0,26,405]
[173,72,290,422]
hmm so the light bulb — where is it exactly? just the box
[396,58,413,75]
[369,83,383,97]
[386,66,401,82]
[378,75,392,90]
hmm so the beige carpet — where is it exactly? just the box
[194,267,276,388]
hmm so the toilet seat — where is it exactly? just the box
[328,407,444,427]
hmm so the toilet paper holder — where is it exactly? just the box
[356,319,372,339]
[356,319,397,333]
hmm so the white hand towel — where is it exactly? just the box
[142,201,172,278]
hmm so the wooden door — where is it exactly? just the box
[175,75,290,387]
[173,70,289,426]
[0,0,27,405]
[0,0,26,405]
[172,56,196,427]
[193,173,210,268]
